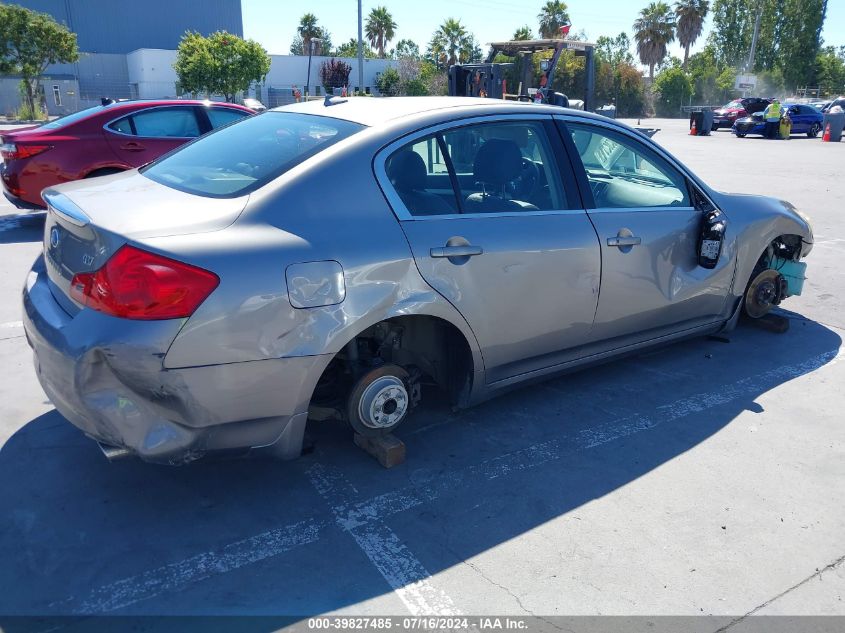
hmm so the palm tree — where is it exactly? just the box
[633,2,676,81]
[428,18,468,67]
[297,13,322,55]
[537,1,570,39]
[365,6,397,58]
[674,0,709,68]
[513,25,534,41]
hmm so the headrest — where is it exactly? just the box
[473,139,523,187]
[387,151,427,191]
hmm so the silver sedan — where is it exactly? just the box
[22,97,813,464]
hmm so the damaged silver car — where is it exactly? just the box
[22,97,813,464]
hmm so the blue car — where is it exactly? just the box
[733,103,825,138]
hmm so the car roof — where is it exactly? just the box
[273,96,604,127]
[103,99,248,110]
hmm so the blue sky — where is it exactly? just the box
[243,0,845,62]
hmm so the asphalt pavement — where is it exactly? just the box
[0,118,843,622]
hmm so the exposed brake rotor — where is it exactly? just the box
[744,269,785,319]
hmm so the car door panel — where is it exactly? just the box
[401,215,601,382]
[557,117,734,346]
[585,208,734,342]
[379,117,601,383]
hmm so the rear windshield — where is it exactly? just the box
[141,112,365,198]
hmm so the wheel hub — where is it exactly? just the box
[358,376,408,429]
[745,269,784,319]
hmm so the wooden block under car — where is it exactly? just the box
[750,313,790,334]
[353,433,406,468]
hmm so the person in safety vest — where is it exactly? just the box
[763,99,781,139]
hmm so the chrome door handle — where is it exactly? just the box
[607,236,642,247]
[430,245,483,258]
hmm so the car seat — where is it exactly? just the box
[387,151,454,215]
[464,139,538,213]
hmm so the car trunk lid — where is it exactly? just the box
[42,171,247,315]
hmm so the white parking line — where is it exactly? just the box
[308,463,461,616]
[1,321,23,329]
[52,345,844,614]
[57,518,327,613]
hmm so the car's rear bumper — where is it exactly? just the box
[22,255,327,464]
[1,162,45,209]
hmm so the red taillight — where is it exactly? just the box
[70,245,219,320]
[0,143,50,160]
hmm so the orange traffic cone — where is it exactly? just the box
[822,123,831,142]
[689,118,697,136]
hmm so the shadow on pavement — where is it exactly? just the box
[0,313,840,622]
[0,212,45,244]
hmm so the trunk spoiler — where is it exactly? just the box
[42,189,90,227]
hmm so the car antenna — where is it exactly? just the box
[324,95,348,107]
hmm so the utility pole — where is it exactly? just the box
[306,38,321,99]
[747,9,762,72]
[357,0,365,93]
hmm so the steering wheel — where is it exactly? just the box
[508,158,540,199]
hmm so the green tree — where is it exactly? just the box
[513,26,534,41]
[537,1,571,39]
[816,46,845,95]
[707,0,750,68]
[0,3,78,117]
[174,31,270,102]
[595,33,642,114]
[298,13,320,54]
[427,18,479,68]
[595,32,634,66]
[752,0,783,71]
[291,14,331,55]
[686,44,733,104]
[777,0,826,91]
[675,0,709,68]
[394,39,420,59]
[634,2,675,82]
[376,67,401,95]
[653,65,692,115]
[394,56,430,95]
[365,6,397,58]
[334,38,376,58]
[708,0,827,90]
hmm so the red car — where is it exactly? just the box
[1,99,253,209]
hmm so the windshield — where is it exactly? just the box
[724,100,743,109]
[141,112,365,198]
[38,105,105,130]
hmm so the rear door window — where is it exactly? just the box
[384,120,572,217]
[141,112,364,197]
[442,121,568,213]
[131,107,201,138]
[108,116,134,134]
[384,134,460,216]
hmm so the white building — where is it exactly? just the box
[127,49,398,105]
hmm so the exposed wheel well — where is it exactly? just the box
[751,234,804,276]
[740,234,805,320]
[310,316,475,418]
